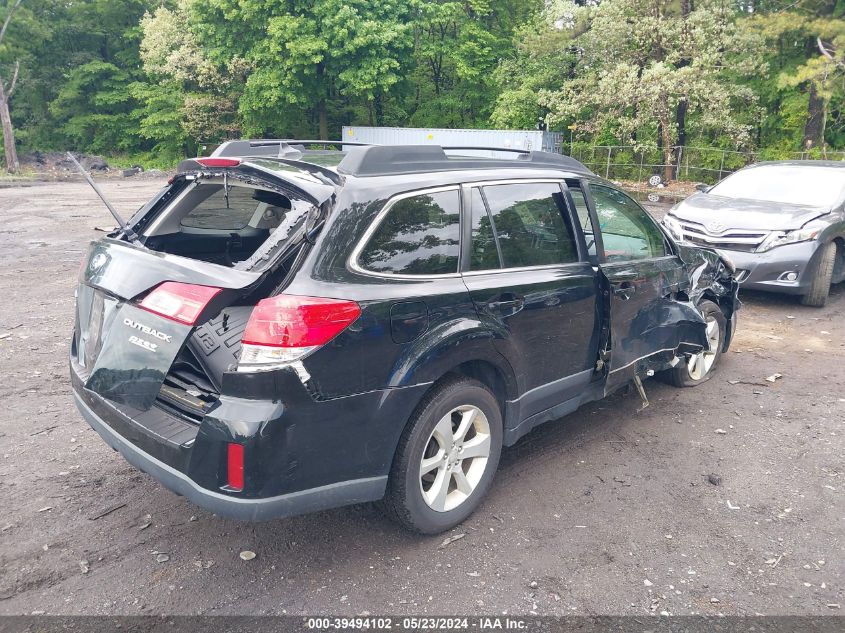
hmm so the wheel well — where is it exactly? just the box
[436,360,511,415]
[699,291,732,319]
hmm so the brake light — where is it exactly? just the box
[195,157,241,168]
[227,443,244,492]
[139,282,222,325]
[238,295,361,372]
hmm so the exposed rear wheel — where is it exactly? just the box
[663,300,726,387]
[800,241,836,307]
[382,378,502,534]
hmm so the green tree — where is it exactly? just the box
[194,0,413,139]
[490,9,581,129]
[0,0,49,171]
[409,0,539,128]
[542,0,764,180]
[0,0,24,172]
[135,0,242,159]
[46,0,154,153]
[744,1,845,153]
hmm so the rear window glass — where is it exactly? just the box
[179,184,291,231]
[479,183,578,268]
[358,190,461,275]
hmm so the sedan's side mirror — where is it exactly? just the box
[696,183,712,193]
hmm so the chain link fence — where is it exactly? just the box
[565,144,845,184]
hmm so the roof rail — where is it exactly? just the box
[336,145,593,177]
[209,139,594,177]
[212,139,373,158]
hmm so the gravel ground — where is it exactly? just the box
[0,180,842,616]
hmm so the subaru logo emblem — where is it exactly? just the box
[706,221,725,234]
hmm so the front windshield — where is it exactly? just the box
[709,165,845,207]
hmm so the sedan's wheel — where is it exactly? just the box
[800,241,836,307]
[663,300,727,388]
[382,378,502,534]
[419,405,491,512]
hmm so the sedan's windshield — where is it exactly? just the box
[709,165,845,208]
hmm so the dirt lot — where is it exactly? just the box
[0,180,842,616]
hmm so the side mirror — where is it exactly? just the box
[696,183,712,193]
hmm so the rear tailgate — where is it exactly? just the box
[74,238,261,410]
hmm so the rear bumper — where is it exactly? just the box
[720,241,819,295]
[74,390,387,521]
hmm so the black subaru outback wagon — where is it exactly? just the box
[71,142,739,533]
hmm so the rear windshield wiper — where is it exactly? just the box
[66,152,140,243]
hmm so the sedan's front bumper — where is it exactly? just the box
[719,241,820,295]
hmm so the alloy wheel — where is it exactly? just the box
[419,405,491,512]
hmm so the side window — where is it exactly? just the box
[590,184,666,262]
[358,189,461,275]
[469,187,501,271]
[565,180,596,259]
[480,183,578,268]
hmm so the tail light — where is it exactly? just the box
[139,282,222,325]
[238,295,361,372]
[226,443,244,492]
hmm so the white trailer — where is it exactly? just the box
[341,126,563,157]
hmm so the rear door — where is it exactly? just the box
[460,180,600,419]
[583,182,706,392]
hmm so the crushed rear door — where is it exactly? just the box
[74,238,261,410]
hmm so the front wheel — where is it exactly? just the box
[663,300,726,387]
[382,378,503,534]
[800,241,836,307]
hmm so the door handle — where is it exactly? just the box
[612,281,637,298]
[488,298,524,310]
[487,293,525,312]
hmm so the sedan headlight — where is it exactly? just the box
[663,214,684,241]
[756,221,825,253]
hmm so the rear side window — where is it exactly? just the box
[358,189,461,275]
[477,183,578,268]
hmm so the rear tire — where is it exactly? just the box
[663,300,726,388]
[382,378,503,534]
[800,241,836,307]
